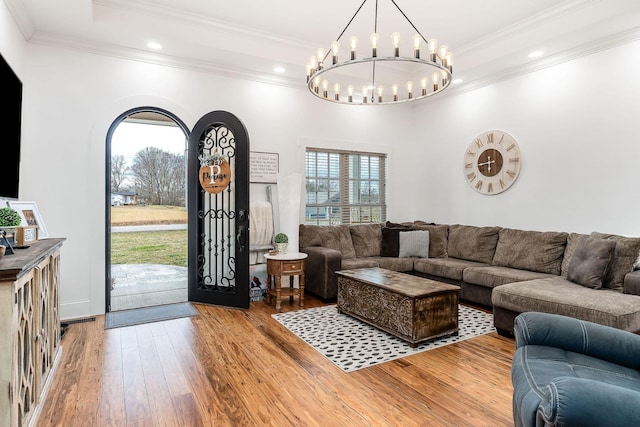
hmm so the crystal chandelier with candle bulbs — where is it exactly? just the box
[306,0,453,105]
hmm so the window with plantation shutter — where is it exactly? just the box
[305,148,386,225]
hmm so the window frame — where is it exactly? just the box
[305,147,387,225]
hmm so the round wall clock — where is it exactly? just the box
[463,130,521,195]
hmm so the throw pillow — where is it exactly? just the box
[560,233,588,278]
[380,222,414,257]
[591,232,640,291]
[399,230,430,258]
[567,237,616,289]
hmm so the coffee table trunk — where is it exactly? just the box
[336,268,460,347]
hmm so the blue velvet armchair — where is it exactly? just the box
[511,312,640,427]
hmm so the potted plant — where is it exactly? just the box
[274,232,288,254]
[0,206,22,245]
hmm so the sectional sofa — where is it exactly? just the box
[298,221,640,335]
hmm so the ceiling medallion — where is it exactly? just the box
[306,0,453,105]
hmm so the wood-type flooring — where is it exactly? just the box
[37,295,515,426]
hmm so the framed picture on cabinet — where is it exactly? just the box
[9,201,49,238]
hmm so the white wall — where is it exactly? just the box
[407,40,640,236]
[17,43,412,319]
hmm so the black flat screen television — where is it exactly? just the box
[0,53,22,200]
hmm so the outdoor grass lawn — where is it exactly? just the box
[111,205,187,266]
[111,204,187,226]
[111,230,187,266]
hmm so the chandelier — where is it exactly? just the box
[306,0,453,105]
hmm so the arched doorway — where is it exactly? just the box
[105,107,189,312]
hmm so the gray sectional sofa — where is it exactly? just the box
[299,221,640,336]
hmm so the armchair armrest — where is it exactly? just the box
[537,377,640,427]
[514,312,640,370]
[300,246,342,300]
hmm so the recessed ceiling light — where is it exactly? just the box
[274,66,286,73]
[147,41,162,50]
[528,51,544,58]
[452,78,463,84]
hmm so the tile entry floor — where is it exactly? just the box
[110,264,187,311]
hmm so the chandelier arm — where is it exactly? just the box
[389,0,430,45]
[334,0,369,44]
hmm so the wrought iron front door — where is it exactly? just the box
[188,111,250,308]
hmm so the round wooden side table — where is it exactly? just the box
[264,252,307,311]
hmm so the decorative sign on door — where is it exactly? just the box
[198,150,231,194]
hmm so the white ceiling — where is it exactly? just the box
[6,0,640,94]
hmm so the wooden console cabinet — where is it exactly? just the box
[0,239,65,427]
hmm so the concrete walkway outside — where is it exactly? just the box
[110,264,187,311]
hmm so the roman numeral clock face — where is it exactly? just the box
[464,130,521,195]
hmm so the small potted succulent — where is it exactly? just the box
[0,206,22,246]
[274,232,289,254]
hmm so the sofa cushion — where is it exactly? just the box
[299,224,324,248]
[463,266,554,289]
[591,232,640,291]
[492,228,567,275]
[398,230,430,258]
[447,224,500,264]
[380,222,413,257]
[412,224,448,258]
[413,257,488,281]
[567,237,616,289]
[491,277,640,332]
[341,257,379,270]
[560,233,589,278]
[369,256,415,272]
[349,223,382,257]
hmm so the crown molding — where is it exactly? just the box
[455,0,598,54]
[28,32,305,90]
[3,0,36,40]
[448,25,640,97]
[93,0,313,50]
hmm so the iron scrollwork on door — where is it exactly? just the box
[197,125,239,291]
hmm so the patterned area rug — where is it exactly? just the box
[272,304,495,372]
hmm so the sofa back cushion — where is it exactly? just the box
[591,232,640,291]
[412,224,449,258]
[299,224,323,248]
[448,224,500,264]
[323,225,357,259]
[298,224,357,259]
[492,228,567,275]
[350,223,382,257]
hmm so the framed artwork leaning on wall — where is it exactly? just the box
[9,200,49,238]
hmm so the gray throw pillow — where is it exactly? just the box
[399,230,430,258]
[591,232,640,290]
[567,237,616,289]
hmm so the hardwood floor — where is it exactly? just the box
[38,295,516,426]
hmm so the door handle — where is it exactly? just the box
[237,224,247,253]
